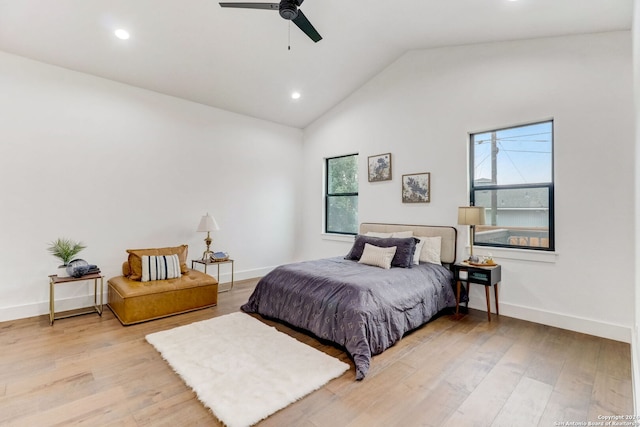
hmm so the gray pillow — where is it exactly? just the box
[345,235,418,268]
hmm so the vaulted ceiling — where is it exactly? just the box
[0,0,632,128]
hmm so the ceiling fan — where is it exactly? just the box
[219,0,322,43]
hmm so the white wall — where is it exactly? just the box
[633,0,640,412]
[301,32,635,342]
[1,31,634,345]
[0,51,303,321]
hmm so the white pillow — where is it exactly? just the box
[358,243,397,269]
[413,238,425,265]
[365,231,392,238]
[141,254,182,282]
[391,231,413,238]
[416,236,442,265]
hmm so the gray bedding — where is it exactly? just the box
[241,257,457,380]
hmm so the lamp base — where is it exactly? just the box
[201,232,213,261]
[467,225,478,263]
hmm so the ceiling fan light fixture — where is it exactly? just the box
[114,29,130,40]
[291,91,301,100]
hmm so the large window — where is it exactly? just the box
[470,121,554,251]
[325,154,358,235]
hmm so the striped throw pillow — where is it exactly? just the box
[358,243,397,269]
[141,254,182,282]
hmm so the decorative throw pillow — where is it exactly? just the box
[358,243,397,269]
[126,245,188,280]
[345,235,417,268]
[141,254,182,282]
[417,236,442,265]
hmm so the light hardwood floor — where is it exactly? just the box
[0,279,633,426]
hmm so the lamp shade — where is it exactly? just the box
[458,206,485,226]
[196,213,220,232]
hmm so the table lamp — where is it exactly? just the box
[197,213,220,261]
[458,206,485,262]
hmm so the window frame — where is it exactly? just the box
[469,120,555,252]
[325,153,359,235]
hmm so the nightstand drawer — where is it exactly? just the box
[467,266,501,285]
[469,270,490,283]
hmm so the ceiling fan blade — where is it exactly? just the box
[292,9,322,42]
[219,2,279,10]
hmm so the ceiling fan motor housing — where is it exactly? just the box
[279,0,299,20]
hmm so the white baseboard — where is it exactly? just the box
[211,266,273,286]
[0,266,275,324]
[466,300,632,343]
[0,293,106,323]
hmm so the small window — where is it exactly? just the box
[470,121,554,251]
[325,154,358,235]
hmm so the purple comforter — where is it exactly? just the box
[241,257,457,380]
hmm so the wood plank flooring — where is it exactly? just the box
[0,278,633,426]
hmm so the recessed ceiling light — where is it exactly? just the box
[114,29,130,40]
[291,91,301,100]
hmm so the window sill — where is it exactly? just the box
[321,233,356,243]
[472,246,558,263]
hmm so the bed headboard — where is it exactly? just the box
[359,223,457,265]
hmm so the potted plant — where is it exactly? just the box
[48,238,86,278]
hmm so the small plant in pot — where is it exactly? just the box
[48,238,86,278]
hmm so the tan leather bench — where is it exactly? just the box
[107,245,218,325]
[108,269,217,325]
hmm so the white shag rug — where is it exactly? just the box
[145,312,349,427]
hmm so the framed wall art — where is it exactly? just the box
[368,153,392,182]
[402,172,430,203]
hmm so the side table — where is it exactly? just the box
[49,273,104,325]
[192,259,234,292]
[452,263,502,322]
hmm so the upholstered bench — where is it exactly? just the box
[107,245,218,325]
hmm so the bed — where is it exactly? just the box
[241,223,459,380]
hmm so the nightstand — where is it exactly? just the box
[49,273,104,325]
[191,259,234,292]
[453,263,501,321]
